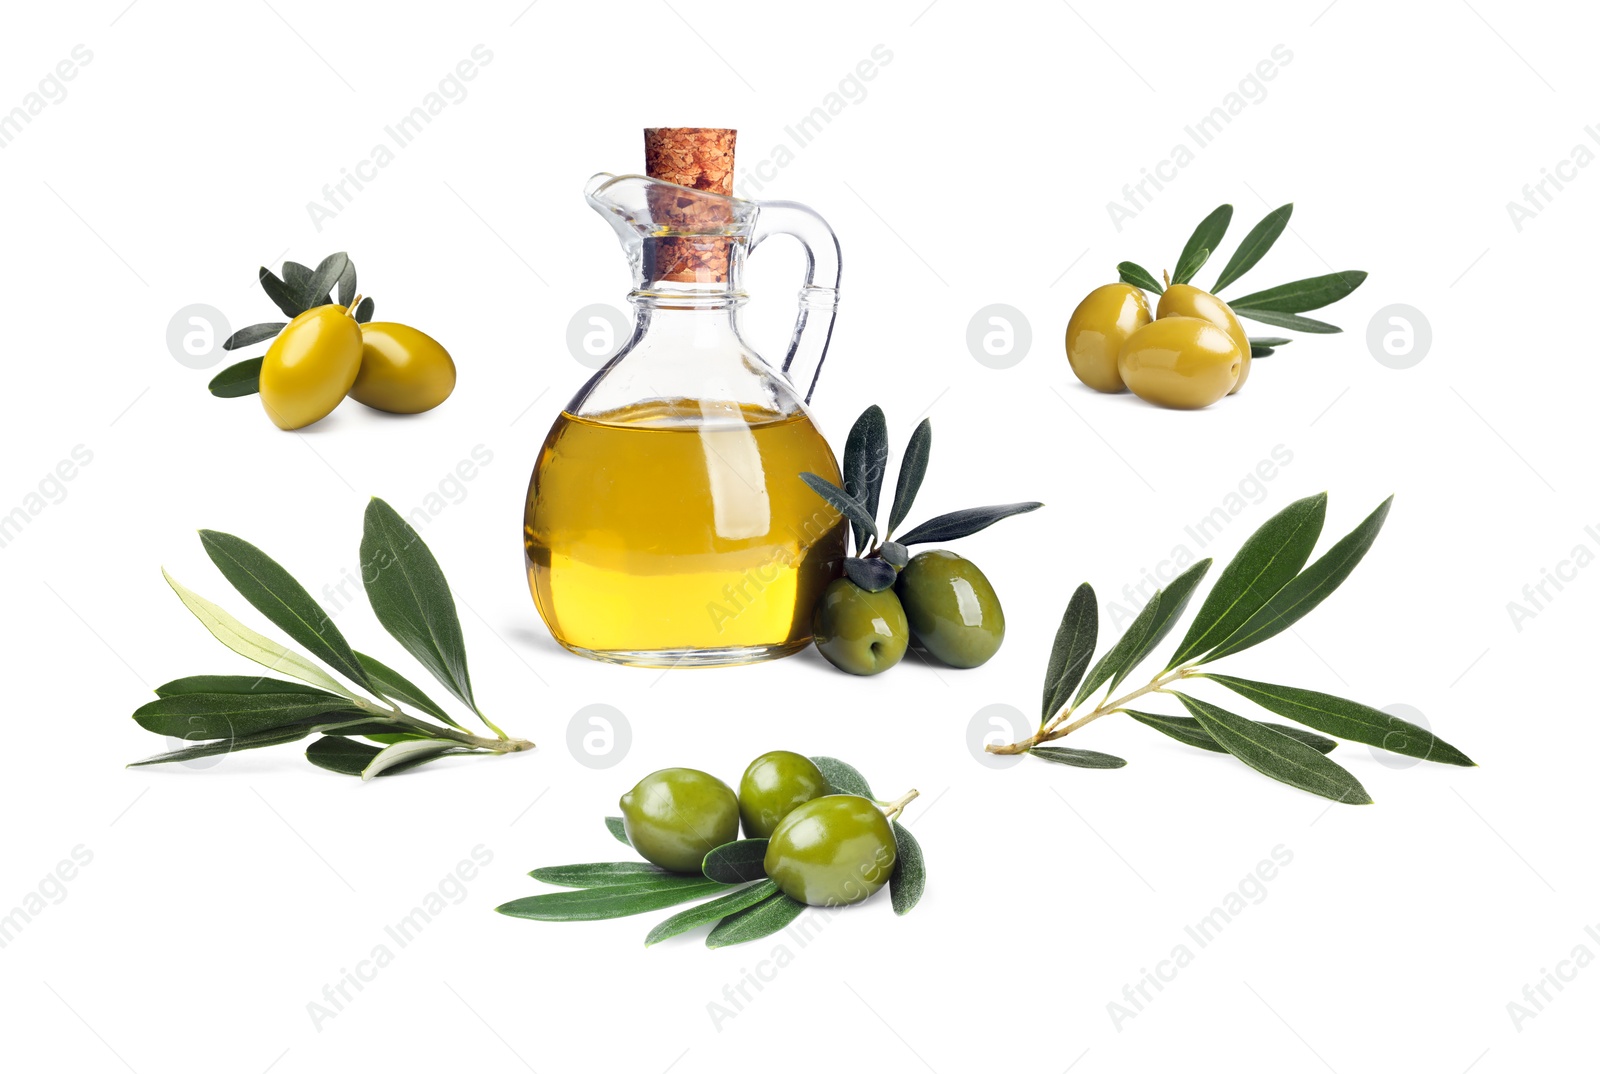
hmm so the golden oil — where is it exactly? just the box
[524,399,846,666]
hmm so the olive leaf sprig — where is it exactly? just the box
[128,498,533,779]
[207,251,377,399]
[1117,203,1367,357]
[991,493,1475,804]
[496,757,925,948]
[799,405,1043,592]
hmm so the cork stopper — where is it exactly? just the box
[643,127,737,284]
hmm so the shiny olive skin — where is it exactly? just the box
[1156,284,1252,394]
[1117,316,1243,410]
[812,578,909,675]
[739,751,829,838]
[350,322,457,414]
[895,550,1005,668]
[619,768,739,873]
[259,304,363,430]
[1066,283,1152,393]
[763,795,897,907]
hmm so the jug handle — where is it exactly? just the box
[749,201,840,405]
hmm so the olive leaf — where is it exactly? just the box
[198,530,375,692]
[360,498,483,721]
[799,474,878,543]
[705,890,807,948]
[300,252,349,311]
[811,755,874,798]
[128,723,325,767]
[887,419,932,537]
[1118,261,1164,293]
[133,677,361,738]
[1125,709,1337,755]
[1202,674,1474,766]
[1167,493,1327,668]
[530,862,668,888]
[496,877,730,922]
[208,357,262,398]
[842,406,890,552]
[222,323,286,351]
[354,651,464,730]
[1251,344,1277,358]
[1172,692,1371,804]
[1073,559,1213,706]
[1232,308,1341,333]
[162,568,359,699]
[1229,271,1368,314]
[1041,582,1097,722]
[257,267,305,318]
[361,738,462,780]
[354,296,375,323]
[337,256,358,307]
[646,880,778,946]
[1029,746,1127,769]
[1213,203,1292,293]
[702,840,770,884]
[1203,496,1392,662]
[304,735,471,778]
[1174,204,1232,286]
[896,502,1042,546]
[282,261,311,293]
[889,820,924,915]
[843,556,896,592]
[879,541,909,568]
[605,816,631,846]
[1074,593,1158,708]
[1249,337,1292,348]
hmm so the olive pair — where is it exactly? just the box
[260,304,456,430]
[618,753,896,907]
[1066,283,1248,409]
[812,551,1005,675]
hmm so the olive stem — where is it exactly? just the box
[879,788,919,822]
[986,665,1200,755]
[344,293,363,318]
[353,695,532,753]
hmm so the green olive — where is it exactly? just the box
[1117,316,1242,410]
[895,550,1004,668]
[351,322,457,414]
[812,578,908,676]
[1066,283,1152,393]
[259,304,363,430]
[738,751,829,838]
[1156,284,1252,394]
[763,794,897,907]
[618,767,739,873]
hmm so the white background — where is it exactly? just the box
[0,0,1592,1070]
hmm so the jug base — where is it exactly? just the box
[556,639,812,669]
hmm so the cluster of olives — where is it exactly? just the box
[619,751,900,907]
[260,303,456,430]
[1067,281,1249,409]
[813,550,1005,675]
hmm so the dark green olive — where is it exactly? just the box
[619,768,739,873]
[811,578,908,675]
[895,550,1005,668]
[763,794,897,907]
[739,751,829,838]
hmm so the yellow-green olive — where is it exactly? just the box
[1066,283,1151,393]
[1117,317,1242,410]
[259,303,363,430]
[1156,284,1252,394]
[350,322,457,414]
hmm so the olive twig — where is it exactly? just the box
[878,788,920,822]
[986,665,1201,755]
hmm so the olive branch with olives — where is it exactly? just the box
[992,493,1475,803]
[797,406,1042,674]
[126,498,534,778]
[497,755,926,949]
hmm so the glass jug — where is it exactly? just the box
[523,171,847,667]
